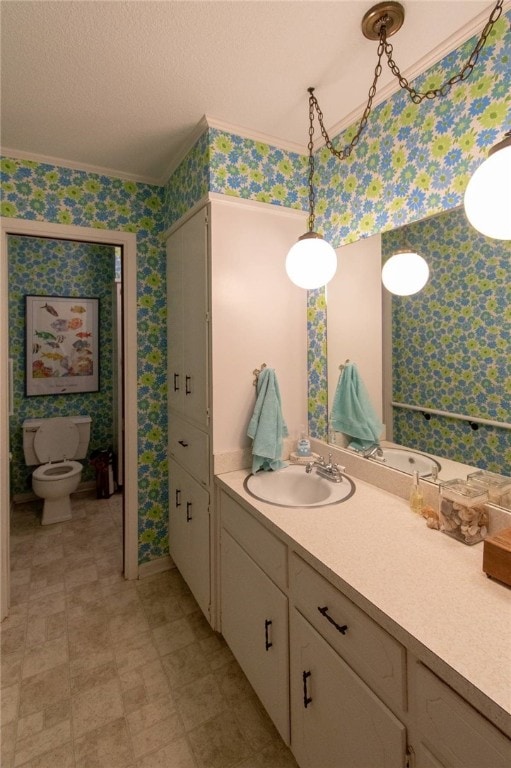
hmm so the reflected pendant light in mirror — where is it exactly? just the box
[381,250,430,296]
[464,132,511,241]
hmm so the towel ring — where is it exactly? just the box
[253,363,267,386]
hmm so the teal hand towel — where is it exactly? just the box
[330,363,383,451]
[247,368,288,473]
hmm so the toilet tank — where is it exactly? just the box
[23,416,92,465]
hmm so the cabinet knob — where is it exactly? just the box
[302,670,312,708]
[318,606,348,635]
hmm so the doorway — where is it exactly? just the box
[1,218,139,621]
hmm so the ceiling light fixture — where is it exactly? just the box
[381,250,430,296]
[286,0,506,288]
[285,90,337,289]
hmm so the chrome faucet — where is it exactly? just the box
[305,454,345,483]
[361,444,383,459]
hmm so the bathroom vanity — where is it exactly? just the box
[215,466,511,768]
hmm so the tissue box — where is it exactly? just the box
[483,527,511,586]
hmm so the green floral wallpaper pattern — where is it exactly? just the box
[1,157,168,563]
[8,237,115,494]
[384,207,511,472]
[307,11,511,439]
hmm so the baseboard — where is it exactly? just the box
[138,555,174,579]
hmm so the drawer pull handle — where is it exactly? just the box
[186,502,192,522]
[173,373,180,391]
[175,488,181,508]
[318,606,348,635]
[178,440,189,447]
[185,375,192,395]
[264,619,273,651]
[302,670,312,708]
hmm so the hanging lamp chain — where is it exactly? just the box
[307,88,316,232]
[310,0,504,160]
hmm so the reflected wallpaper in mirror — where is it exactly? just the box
[327,207,511,480]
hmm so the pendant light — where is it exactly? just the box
[381,250,430,296]
[286,89,337,289]
[286,0,506,284]
[464,132,511,240]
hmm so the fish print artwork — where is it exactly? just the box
[26,295,99,396]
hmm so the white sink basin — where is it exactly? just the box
[379,447,441,477]
[244,464,355,507]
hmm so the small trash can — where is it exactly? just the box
[90,448,115,499]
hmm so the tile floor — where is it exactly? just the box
[1,491,299,768]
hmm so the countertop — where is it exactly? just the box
[215,467,511,738]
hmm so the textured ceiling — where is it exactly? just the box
[0,0,504,184]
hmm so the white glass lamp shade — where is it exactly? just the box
[382,250,429,296]
[464,135,511,240]
[286,232,337,289]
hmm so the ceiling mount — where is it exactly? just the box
[361,1,405,41]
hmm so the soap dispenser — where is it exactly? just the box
[296,425,312,457]
[409,470,424,514]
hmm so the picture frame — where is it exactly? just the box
[25,295,99,396]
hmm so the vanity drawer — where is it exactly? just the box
[221,491,287,590]
[414,663,511,767]
[290,552,406,713]
[168,413,209,487]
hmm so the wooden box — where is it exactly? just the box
[482,526,511,587]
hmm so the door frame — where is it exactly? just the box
[1,217,139,621]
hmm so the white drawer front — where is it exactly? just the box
[168,413,209,487]
[290,552,406,713]
[415,663,511,768]
[221,491,287,591]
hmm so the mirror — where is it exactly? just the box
[326,206,511,505]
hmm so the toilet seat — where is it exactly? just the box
[33,418,79,464]
[33,460,82,482]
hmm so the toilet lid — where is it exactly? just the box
[33,419,79,463]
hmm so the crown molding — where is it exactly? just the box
[204,115,305,156]
[159,116,210,182]
[0,146,162,186]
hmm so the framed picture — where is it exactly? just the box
[25,295,99,396]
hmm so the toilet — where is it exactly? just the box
[23,416,91,525]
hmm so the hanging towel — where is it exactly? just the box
[330,363,383,451]
[247,367,288,473]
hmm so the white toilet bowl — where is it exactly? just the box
[23,416,91,525]
[32,460,83,524]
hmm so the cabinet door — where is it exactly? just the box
[169,459,210,620]
[414,663,511,768]
[166,226,184,414]
[221,529,289,743]
[166,207,209,427]
[181,207,209,426]
[290,609,406,768]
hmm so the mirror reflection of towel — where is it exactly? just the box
[247,368,288,473]
[330,363,382,451]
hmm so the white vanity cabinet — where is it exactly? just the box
[220,492,290,742]
[167,200,306,627]
[168,457,210,618]
[412,662,511,768]
[290,609,406,768]
[166,207,209,427]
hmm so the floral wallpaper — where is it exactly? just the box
[307,11,511,439]
[8,237,115,494]
[2,9,510,563]
[384,207,511,472]
[1,157,169,563]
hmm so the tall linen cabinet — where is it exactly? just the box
[166,197,307,628]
